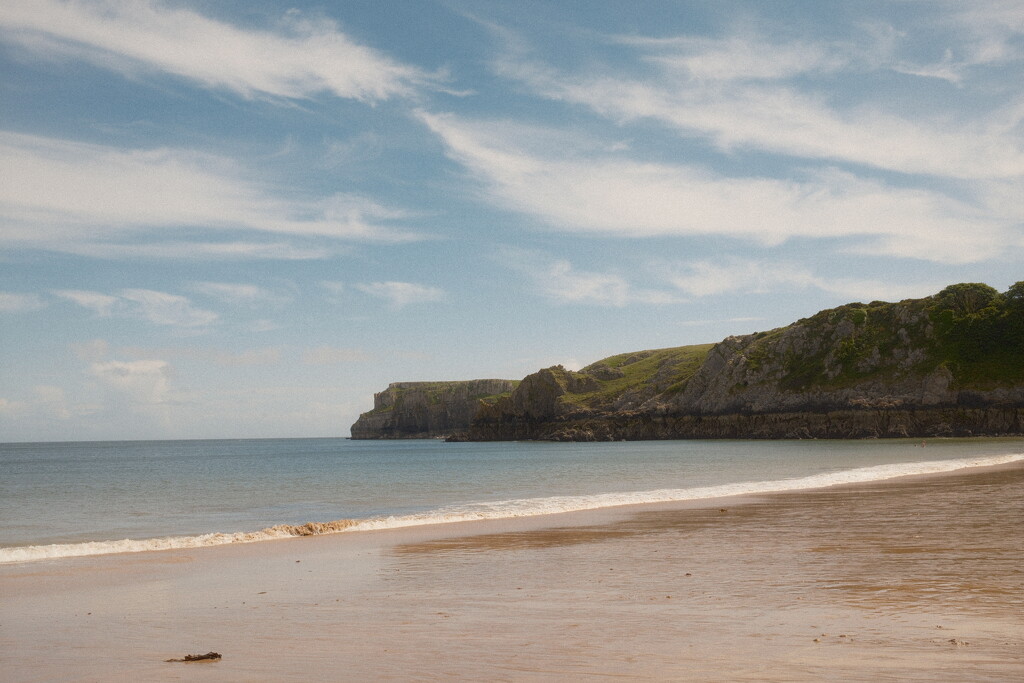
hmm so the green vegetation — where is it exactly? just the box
[560,344,714,409]
[929,282,1024,387]
[362,380,519,415]
[760,281,1024,392]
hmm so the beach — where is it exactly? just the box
[2,460,1021,682]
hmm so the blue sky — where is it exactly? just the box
[1,1,1022,441]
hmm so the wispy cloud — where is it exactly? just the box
[118,345,282,367]
[189,282,290,307]
[491,13,1024,182]
[354,281,445,308]
[0,0,438,102]
[619,33,852,82]
[948,1,1024,67]
[420,112,1009,264]
[90,359,171,405]
[57,241,336,261]
[678,316,764,328]
[0,292,46,313]
[120,289,218,327]
[502,248,678,307]
[53,288,218,327]
[497,61,1024,181]
[0,133,423,255]
[52,289,120,316]
[662,258,940,302]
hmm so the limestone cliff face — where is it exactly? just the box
[355,283,1024,441]
[464,285,1024,441]
[350,379,517,439]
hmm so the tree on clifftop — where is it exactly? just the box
[933,283,1001,316]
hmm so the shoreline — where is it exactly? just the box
[3,447,1022,566]
[3,460,1023,680]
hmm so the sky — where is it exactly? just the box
[1,0,1022,442]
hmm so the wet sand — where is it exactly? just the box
[2,462,1022,681]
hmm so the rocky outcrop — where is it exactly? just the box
[461,283,1024,441]
[355,282,1024,441]
[350,379,517,439]
[465,405,1024,442]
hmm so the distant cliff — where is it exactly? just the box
[350,379,518,439]
[353,282,1024,441]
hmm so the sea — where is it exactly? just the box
[2,436,1022,564]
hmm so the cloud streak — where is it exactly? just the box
[497,59,1024,181]
[0,0,437,102]
[661,258,940,302]
[502,249,679,307]
[355,281,445,308]
[54,288,218,327]
[0,132,423,253]
[0,292,46,313]
[189,282,290,308]
[90,359,171,405]
[420,112,1010,264]
[491,10,1024,182]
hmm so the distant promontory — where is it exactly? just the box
[351,282,1024,441]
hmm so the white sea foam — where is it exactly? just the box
[2,452,1021,564]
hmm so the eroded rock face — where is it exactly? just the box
[350,379,517,439]
[463,296,1024,441]
[355,284,1024,441]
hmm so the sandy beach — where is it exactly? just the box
[2,461,1022,682]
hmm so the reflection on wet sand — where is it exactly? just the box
[379,466,1023,680]
[2,464,1021,681]
[396,467,1023,616]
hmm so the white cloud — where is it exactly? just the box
[0,292,46,312]
[52,289,120,316]
[420,112,1011,264]
[678,316,765,328]
[493,15,1024,182]
[949,1,1024,67]
[622,34,850,82]
[503,249,678,307]
[498,61,1024,180]
[120,289,218,327]
[0,132,422,253]
[90,359,171,405]
[118,345,282,367]
[54,288,218,327]
[302,346,373,365]
[663,258,940,302]
[190,281,290,307]
[0,0,436,102]
[355,281,445,308]
[0,397,21,415]
[58,241,335,260]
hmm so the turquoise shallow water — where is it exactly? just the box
[1,437,1022,561]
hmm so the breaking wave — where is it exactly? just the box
[2,452,1021,565]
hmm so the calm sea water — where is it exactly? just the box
[1,437,1022,562]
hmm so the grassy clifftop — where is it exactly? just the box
[749,282,1024,392]
[355,281,1024,440]
[350,379,518,438]
[565,344,715,409]
[466,281,1024,440]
